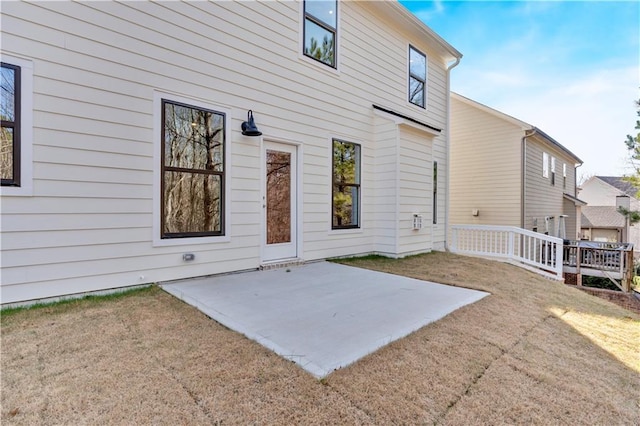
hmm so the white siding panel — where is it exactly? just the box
[1,0,455,303]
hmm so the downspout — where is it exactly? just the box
[521,128,538,229]
[444,56,461,251]
[574,161,583,239]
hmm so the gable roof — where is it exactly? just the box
[451,92,583,165]
[368,2,462,62]
[581,206,626,229]
[596,176,638,198]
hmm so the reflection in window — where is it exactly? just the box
[266,150,291,244]
[1,63,20,186]
[409,46,426,108]
[161,100,225,238]
[304,0,337,67]
[332,139,360,228]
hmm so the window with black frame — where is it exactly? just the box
[332,139,360,229]
[409,46,426,108]
[303,0,337,68]
[161,100,225,238]
[1,63,21,187]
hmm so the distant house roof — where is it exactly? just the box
[451,92,582,164]
[596,176,638,198]
[581,206,626,229]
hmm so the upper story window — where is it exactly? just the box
[161,100,225,239]
[332,139,360,229]
[1,63,21,187]
[551,156,556,185]
[563,163,567,189]
[304,0,337,68]
[542,152,549,178]
[409,46,426,108]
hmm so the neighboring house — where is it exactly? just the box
[580,206,626,243]
[579,176,640,252]
[0,1,462,304]
[450,93,584,239]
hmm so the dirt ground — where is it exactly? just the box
[2,252,639,425]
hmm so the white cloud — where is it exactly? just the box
[411,0,444,22]
[486,66,638,177]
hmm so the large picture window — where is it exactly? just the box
[1,63,21,187]
[161,100,225,238]
[409,46,426,108]
[304,0,337,68]
[332,139,360,229]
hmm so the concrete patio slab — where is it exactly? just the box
[161,261,488,378]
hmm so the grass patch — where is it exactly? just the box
[2,253,638,425]
[0,285,154,319]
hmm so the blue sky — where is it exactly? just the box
[400,0,639,180]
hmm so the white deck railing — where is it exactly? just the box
[450,225,564,280]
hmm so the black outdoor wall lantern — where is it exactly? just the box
[241,110,262,136]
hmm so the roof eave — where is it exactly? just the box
[368,1,462,61]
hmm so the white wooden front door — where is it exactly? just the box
[263,142,297,261]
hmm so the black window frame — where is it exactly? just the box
[408,45,426,108]
[433,161,438,224]
[160,99,226,239]
[332,139,361,229]
[303,0,338,68]
[1,62,21,187]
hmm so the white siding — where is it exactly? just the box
[397,127,434,255]
[0,1,455,303]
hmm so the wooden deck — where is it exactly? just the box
[563,241,634,292]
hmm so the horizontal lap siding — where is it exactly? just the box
[1,1,453,302]
[397,127,433,255]
[450,97,522,228]
[524,135,579,234]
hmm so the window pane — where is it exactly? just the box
[409,47,426,80]
[333,185,358,227]
[304,19,335,66]
[1,66,15,121]
[333,141,358,184]
[305,0,336,28]
[163,171,222,235]
[266,150,291,244]
[332,140,360,228]
[1,127,13,180]
[409,77,424,107]
[164,102,224,172]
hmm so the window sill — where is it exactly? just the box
[153,235,231,247]
[328,227,363,236]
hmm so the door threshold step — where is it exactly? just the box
[260,259,305,271]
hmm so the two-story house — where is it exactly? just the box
[449,92,584,239]
[579,176,640,254]
[0,1,462,304]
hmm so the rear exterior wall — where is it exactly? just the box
[0,1,452,303]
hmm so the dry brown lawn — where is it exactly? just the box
[2,252,639,425]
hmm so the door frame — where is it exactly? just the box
[261,137,303,263]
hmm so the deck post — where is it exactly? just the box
[576,245,582,287]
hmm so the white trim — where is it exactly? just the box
[372,108,440,137]
[261,138,302,262]
[0,55,34,197]
[152,90,232,247]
